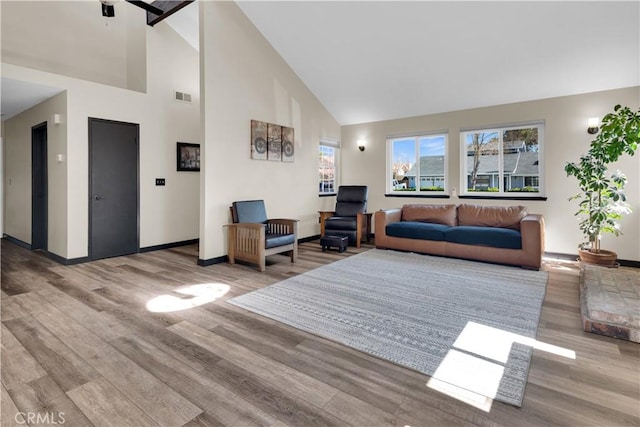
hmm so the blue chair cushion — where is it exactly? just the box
[265,233,295,249]
[386,222,450,241]
[233,200,267,223]
[445,226,522,249]
[325,216,357,230]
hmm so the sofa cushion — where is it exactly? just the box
[457,204,527,230]
[386,222,450,241]
[401,204,457,226]
[445,226,522,249]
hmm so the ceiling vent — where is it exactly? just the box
[175,91,192,103]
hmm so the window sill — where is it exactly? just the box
[385,193,451,199]
[459,195,547,201]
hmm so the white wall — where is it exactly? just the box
[0,134,3,237]
[341,86,640,261]
[141,19,199,248]
[1,121,3,237]
[3,92,68,255]
[1,1,146,92]
[2,20,199,259]
[199,1,341,261]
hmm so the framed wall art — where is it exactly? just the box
[267,123,282,161]
[177,142,200,171]
[250,120,268,160]
[282,126,294,162]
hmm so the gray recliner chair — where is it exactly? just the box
[319,186,369,247]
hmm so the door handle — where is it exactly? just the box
[93,194,103,201]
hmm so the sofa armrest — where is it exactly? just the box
[375,209,401,239]
[520,214,545,267]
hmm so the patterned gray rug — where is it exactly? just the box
[228,249,548,407]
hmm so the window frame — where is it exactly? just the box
[319,138,339,196]
[386,132,449,196]
[459,122,544,198]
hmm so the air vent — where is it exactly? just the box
[174,91,192,103]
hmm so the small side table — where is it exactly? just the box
[362,212,373,242]
[320,235,349,253]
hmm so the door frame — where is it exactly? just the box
[88,117,140,260]
[31,121,48,251]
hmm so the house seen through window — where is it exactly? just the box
[319,139,339,194]
[461,123,543,196]
[388,133,448,194]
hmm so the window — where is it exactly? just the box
[388,133,448,194]
[319,139,339,194]
[460,123,543,196]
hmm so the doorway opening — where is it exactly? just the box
[31,122,48,251]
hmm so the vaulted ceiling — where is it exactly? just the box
[3,1,639,125]
[233,1,640,125]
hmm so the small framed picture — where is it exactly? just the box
[177,142,200,171]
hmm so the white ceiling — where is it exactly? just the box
[234,1,640,125]
[165,1,199,51]
[1,78,65,120]
[4,2,638,126]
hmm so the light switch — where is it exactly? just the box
[155,178,166,186]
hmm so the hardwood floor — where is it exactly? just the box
[1,239,638,427]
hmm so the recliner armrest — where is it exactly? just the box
[318,211,335,236]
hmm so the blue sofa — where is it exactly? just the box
[374,203,545,269]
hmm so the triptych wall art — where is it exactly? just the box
[251,120,294,162]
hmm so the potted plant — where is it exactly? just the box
[564,104,640,266]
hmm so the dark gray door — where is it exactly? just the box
[32,122,48,251]
[89,118,139,260]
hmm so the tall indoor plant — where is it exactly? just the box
[564,104,640,265]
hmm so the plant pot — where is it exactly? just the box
[578,248,618,267]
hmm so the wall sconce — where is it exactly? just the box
[357,139,366,152]
[587,117,599,134]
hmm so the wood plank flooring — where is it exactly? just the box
[1,239,638,426]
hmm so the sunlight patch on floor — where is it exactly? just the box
[427,321,576,412]
[454,322,576,361]
[428,349,502,411]
[146,283,230,313]
[427,376,495,412]
[542,256,579,272]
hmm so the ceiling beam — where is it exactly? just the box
[146,0,194,27]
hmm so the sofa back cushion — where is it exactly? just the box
[457,204,527,230]
[401,204,457,226]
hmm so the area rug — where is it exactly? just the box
[228,249,548,406]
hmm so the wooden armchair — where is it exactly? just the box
[226,200,298,272]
